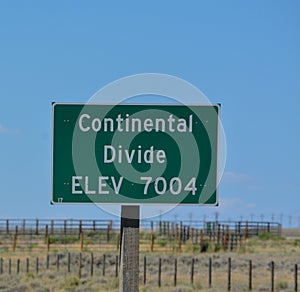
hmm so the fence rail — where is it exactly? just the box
[0,219,282,253]
[0,219,281,235]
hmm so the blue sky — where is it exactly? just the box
[0,1,299,226]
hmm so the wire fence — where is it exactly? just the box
[0,252,298,291]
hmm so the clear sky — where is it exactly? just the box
[0,1,299,227]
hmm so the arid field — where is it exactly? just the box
[0,227,299,291]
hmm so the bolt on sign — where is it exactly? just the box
[51,103,220,205]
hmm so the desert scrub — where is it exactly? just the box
[62,276,80,290]
[183,241,200,253]
[157,237,168,247]
[276,280,288,290]
[258,232,284,241]
[293,239,300,246]
[49,235,78,244]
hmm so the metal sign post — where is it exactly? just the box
[119,205,140,292]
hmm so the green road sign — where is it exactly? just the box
[51,103,219,205]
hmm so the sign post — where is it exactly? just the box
[119,205,140,292]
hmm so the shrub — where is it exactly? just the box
[183,241,200,253]
[63,276,80,290]
[200,240,210,252]
[157,237,167,247]
[49,235,78,244]
[258,232,275,240]
[276,281,288,290]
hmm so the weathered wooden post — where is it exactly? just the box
[143,256,146,285]
[12,226,18,252]
[249,259,252,290]
[115,255,119,278]
[46,254,50,270]
[79,252,82,278]
[17,259,20,274]
[90,253,94,276]
[174,258,177,286]
[191,258,195,284]
[228,257,231,291]
[26,258,29,273]
[295,264,298,292]
[6,219,9,234]
[67,252,71,273]
[36,257,39,274]
[119,205,140,292]
[0,258,3,274]
[271,261,275,292]
[208,257,212,288]
[80,231,83,251]
[22,219,26,235]
[102,254,106,276]
[35,219,39,235]
[64,220,67,235]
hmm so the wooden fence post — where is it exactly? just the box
[174,258,177,287]
[271,261,275,292]
[178,222,182,252]
[80,231,84,251]
[35,219,39,235]
[79,253,82,278]
[228,257,231,291]
[245,221,249,239]
[6,219,9,234]
[208,257,212,288]
[90,253,94,276]
[107,224,110,242]
[15,259,19,275]
[45,224,48,239]
[46,234,50,252]
[64,220,67,235]
[67,252,71,273]
[102,254,106,276]
[295,264,298,292]
[79,220,82,238]
[36,257,39,274]
[217,224,221,245]
[158,258,162,287]
[9,258,11,274]
[50,220,54,235]
[0,258,3,274]
[46,254,49,270]
[143,256,146,285]
[249,259,252,290]
[191,258,195,284]
[278,223,282,237]
[12,226,18,252]
[22,219,26,235]
[115,255,118,278]
[151,233,155,252]
[26,258,29,273]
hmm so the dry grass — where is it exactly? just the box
[0,230,299,291]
